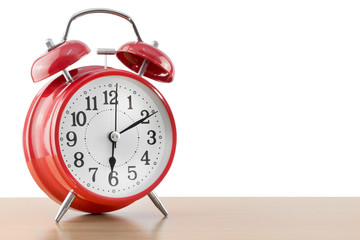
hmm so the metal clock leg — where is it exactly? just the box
[54,191,76,223]
[148,191,168,217]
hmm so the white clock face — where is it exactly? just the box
[58,75,174,198]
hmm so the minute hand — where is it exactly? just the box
[120,111,158,134]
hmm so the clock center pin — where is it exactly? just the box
[109,131,121,142]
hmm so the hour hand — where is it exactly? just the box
[109,156,116,172]
[109,132,120,172]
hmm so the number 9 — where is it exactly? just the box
[66,131,77,147]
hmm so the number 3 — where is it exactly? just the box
[147,130,156,145]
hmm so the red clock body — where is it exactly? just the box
[23,66,176,213]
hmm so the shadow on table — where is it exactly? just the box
[39,213,166,240]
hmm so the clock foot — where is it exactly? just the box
[54,191,76,223]
[148,191,168,217]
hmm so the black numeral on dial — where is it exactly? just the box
[74,152,84,168]
[127,95,133,109]
[108,171,119,186]
[141,110,150,124]
[85,96,98,110]
[66,131,77,147]
[128,166,137,180]
[147,130,156,145]
[71,111,87,126]
[89,168,98,182]
[141,151,150,165]
[103,90,118,105]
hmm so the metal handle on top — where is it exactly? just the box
[62,8,143,42]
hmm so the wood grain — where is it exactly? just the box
[0,198,359,240]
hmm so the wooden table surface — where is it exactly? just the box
[0,197,359,240]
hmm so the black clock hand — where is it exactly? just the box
[109,83,119,172]
[109,142,116,172]
[114,83,118,146]
[120,111,158,134]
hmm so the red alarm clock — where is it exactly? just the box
[23,9,176,222]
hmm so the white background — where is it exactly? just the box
[1,0,360,197]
